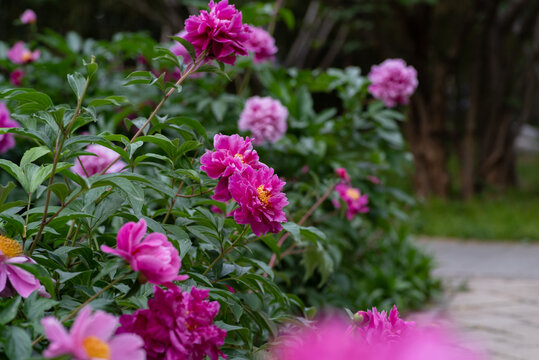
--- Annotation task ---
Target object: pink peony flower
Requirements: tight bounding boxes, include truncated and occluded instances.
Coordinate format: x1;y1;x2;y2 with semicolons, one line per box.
368;175;381;185
0;103;19;154
335;168;350;183
229;166;288;236
20;9;37;24
9;68;24;86
368;58;418;107
200;133;264;202
116;285;226;360
0;235;48;298
352;306;415;344
101;219;188;285
42;306;145;360
71;144;127;177
183;0;251;65
333;183;369;220
238;96;288;145
7;41;40;64
245;26;277;63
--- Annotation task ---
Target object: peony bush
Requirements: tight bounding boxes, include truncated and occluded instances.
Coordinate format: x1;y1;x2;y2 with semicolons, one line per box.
0;1;452;359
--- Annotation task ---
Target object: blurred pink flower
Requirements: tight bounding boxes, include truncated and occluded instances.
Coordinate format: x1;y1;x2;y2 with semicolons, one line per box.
184;0;251;65
9;68;24;86
229;166;288;236
117;285;226;360
42;306;145;360
246;26;277;63
101;219;188;285
368;59;418;107
7;41;40;64
0;235;48;298
238;96;288;145
333;183;369;220
335;168;350;183
352;306;415;344
0;103;19;154
200;133;263;201
20;9;37;24
368;175;381;185
71;144;126;177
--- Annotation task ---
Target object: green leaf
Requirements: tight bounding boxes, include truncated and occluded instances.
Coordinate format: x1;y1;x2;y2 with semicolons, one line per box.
20;146;51;168
0;159;28;192
9;91;53;113
67;72;87;100
0;296;21;325
170;36;196;62
195;64;231;80
4;327;32;360
83;56;98;77
88;96;129;107
0;182;15;207
23;291;58;322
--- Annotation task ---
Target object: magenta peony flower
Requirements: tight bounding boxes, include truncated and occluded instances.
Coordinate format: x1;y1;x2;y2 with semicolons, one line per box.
0;235;48;298
7;41;40;64
238;96;288;145
335;168;350;183
0;103;19;154
200;133;263;202
116;285;226;360
71;144;126;177
245;26;277;63
352;306;415;344
183;0;251;65
20;9;37;24
368;59;418;107
42;306;145;360
229;166;288;236
9;68;24;86
101;219;187;285
333;183;369;220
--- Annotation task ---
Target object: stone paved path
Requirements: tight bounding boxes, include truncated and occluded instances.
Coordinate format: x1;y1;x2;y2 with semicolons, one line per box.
414;237;539;360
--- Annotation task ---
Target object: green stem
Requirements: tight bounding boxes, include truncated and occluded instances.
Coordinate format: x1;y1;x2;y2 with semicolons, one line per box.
22;191;32;247
203;225;249;276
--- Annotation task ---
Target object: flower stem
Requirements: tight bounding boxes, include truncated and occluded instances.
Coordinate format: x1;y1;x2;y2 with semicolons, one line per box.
203;225;249;276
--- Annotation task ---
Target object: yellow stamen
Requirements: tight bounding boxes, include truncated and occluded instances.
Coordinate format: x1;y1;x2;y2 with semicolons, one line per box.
82;336;110;360
346;188;360;200
257;185;270;204
21;50;33;62
234;154;244;163
0;235;23;258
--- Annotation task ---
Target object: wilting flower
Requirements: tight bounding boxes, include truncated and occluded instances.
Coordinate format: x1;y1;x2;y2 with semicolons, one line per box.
238;96;288;145
101;219;188;285
229;166;288;236
368;59;418;107
245;26;277;63
333;183;369;220
117;286;226;360
335;168;350;183
7;41;40;64
42;306;145;360
200;134;263;202
0;235;48;298
184;0;251;65
0;103;19;154
9;68;24;86
352;306;415;344
20;9;37;24
71;144;126;177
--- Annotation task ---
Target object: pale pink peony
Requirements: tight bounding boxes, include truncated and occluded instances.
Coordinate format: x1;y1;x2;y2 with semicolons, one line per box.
42;306;145;360
0;103;19;154
183;0;251;65
245;26;277;63
368;59;418;107
101;219;188;285
116;285;226;360
71;144;126;177
20;9;37;24
229;166;288;236
200;133;263;201
352;306;415;344
7;41;40;64
238;96;288;145
333;183;369;220
9;68;24;86
0;235;48;298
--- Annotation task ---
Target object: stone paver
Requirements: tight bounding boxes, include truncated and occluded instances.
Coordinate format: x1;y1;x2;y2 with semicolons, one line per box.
414;237;539;360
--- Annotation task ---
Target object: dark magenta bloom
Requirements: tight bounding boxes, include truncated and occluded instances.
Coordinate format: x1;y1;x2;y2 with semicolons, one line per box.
183;0;251;65
353;306;415;344
200;134;263;202
117;286;226;360
229;166;288;236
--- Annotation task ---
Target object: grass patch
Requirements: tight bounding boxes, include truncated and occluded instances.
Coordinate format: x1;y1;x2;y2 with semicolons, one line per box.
414;154;539;241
